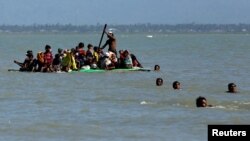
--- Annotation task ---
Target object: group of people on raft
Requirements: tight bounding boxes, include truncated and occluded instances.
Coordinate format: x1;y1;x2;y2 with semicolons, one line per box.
14;31;142;72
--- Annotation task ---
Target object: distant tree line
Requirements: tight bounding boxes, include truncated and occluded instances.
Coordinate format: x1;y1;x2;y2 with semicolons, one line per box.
0;23;250;33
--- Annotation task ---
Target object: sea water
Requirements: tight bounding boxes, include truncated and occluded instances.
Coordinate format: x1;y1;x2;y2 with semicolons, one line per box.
0;33;250;141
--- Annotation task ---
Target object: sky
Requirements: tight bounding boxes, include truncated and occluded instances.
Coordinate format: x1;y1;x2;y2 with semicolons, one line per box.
1;0;250;25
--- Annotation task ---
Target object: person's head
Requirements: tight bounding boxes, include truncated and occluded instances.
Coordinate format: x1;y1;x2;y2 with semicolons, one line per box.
87;44;93;49
119;50;124;55
97;47;102;53
124;50;129;57
196;96;208;107
154;65;160;71
55;54;60;59
26;50;33;58
156;78;163;86
58;48;63;54
37;51;44;62
45;45;51;52
26;50;32;55
37;51;43;57
173;81;181;90
94;46;98;52
107;31;114;37
78;42;84;48
71;48;76;54
75;46;79;51
110;53;116;60
227;83;237;93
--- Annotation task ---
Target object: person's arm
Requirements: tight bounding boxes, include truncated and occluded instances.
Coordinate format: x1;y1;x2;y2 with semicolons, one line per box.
101;40;108;49
14;60;24;67
106;32;116;40
207;104;213;107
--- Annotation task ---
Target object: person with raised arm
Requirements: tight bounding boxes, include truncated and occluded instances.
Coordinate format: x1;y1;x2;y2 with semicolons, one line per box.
101;31;117;56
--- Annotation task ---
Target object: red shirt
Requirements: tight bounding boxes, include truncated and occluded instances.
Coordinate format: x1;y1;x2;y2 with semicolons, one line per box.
44;52;53;65
78;48;86;56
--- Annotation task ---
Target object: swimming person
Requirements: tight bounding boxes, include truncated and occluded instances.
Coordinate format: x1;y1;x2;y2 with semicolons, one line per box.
154;65;160;71
227;83;238;93
196;96;212;107
172;81;181;90
156;78;163;86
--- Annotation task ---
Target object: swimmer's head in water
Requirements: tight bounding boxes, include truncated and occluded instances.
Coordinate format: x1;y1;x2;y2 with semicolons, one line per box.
196;96;207;107
156;78;163;86
173;81;181;89
227;83;237;93
154;65;160;71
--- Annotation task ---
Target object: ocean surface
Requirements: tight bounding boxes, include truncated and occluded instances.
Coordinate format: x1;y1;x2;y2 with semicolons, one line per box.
0;33;250;141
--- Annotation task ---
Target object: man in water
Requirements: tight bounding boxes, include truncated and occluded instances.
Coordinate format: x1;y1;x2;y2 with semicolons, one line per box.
156;78;163;86
227;83;238;93
154;65;160;71
196;96;212;107
101;31;117;56
172;81;181;90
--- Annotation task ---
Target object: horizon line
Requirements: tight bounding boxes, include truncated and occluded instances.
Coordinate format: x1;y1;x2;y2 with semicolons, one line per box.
1;23;250;26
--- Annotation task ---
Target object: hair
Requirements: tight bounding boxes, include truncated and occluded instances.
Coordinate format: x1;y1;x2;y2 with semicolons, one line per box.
172;81;180;89
58;48;63;53
55;54;60;59
26;50;33;54
154;65;160;71
130;54;136;60
228;83;236;89
87;44;93;49
108;32;114;36
26;50;33;57
71;48;75;53
45;45;51;50
196;96;207;107
94;46;98;52
156;78;163;86
78;42;84;48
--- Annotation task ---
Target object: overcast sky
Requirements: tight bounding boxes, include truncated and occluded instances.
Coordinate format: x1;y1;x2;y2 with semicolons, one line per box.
1;0;250;25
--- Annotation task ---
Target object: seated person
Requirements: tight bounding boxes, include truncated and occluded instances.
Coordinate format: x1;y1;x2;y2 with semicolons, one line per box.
43;45;54;72
14;50;36;72
53;54;62;72
119;50;133;68
100;52;115;70
36;51;44;72
85;44;94;66
61;49;77;72
130;54;143;68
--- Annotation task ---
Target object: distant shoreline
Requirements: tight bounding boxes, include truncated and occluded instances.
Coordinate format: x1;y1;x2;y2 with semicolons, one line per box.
0;24;250;33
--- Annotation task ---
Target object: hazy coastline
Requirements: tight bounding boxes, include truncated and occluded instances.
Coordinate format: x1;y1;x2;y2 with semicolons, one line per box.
1;23;250;34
